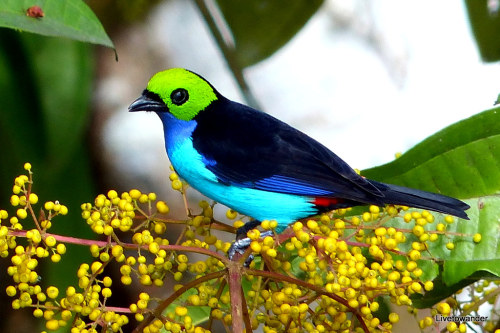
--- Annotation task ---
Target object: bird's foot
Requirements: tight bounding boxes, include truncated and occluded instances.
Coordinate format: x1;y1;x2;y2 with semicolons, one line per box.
228;230;274;267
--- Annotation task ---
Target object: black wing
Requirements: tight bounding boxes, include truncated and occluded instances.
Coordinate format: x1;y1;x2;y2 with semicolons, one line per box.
191;97;386;204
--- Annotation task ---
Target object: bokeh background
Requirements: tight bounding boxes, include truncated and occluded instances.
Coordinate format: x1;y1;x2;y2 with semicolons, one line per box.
0;0;499;331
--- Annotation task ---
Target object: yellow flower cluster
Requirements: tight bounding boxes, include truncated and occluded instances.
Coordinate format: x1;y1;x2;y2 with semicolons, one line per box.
0;164;497;333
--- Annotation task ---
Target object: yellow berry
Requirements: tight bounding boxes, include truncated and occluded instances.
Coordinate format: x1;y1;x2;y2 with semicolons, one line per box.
388;312;399;323
385;238;397;250
424;281;434;291
12;185;21;194
171;180;183;191
306;219;318;230
28;193;38;205
121;276;132;285
175;306;188;317
403;213;412;223
437;302;451;315
129;189;141;199
473;233;482;243
412;225;425;237
411;282;422;293
266;248;277;258
148;242;160;254
102;287;112;298
204;234;217;245
156;201;169;214
375;227;387;236
351;216;361;225
46;319;60;331
446;322;457;332
369;302;379;312
230;221;244;231
6;285;16;297
91;261;103;274
107;190;118;199
369;317;380;328
362;212;372;222
16;209;27;219
45;236;57;247
250;241;262;253
260;220;270;230
174;272;183;281
409;249;421;261
46;286;59;299
33;308;43;318
225;209;237;219
138;194;149;203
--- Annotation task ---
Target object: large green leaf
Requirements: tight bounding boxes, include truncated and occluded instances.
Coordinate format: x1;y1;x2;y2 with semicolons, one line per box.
375;196;500;307
216;0;324;67
0;0;113;48
353;106;500;307
464;0;500;62
0;30;96;332
22;34;94;174
440;197;500;285
362;106;500;198
387;198;499;279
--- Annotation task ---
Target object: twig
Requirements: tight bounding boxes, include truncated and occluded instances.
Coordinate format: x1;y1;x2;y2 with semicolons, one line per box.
192;0;260;109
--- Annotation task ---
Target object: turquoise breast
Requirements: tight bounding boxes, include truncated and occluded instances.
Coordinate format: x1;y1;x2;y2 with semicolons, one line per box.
158;112;318;231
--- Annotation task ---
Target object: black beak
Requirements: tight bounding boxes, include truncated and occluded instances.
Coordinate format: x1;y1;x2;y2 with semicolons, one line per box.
128;92;168;113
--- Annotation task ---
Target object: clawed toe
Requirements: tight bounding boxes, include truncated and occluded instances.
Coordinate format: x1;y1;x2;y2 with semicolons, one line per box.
228;230;274;267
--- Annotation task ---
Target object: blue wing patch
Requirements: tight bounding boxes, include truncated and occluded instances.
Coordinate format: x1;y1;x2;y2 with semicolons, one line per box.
201;155;217;167
254;175;334;196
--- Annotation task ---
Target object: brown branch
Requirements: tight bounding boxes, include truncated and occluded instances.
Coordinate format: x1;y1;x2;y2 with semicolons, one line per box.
227;261;246;332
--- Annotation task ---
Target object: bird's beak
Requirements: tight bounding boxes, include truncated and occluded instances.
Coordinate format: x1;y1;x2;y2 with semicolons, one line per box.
128;93;168;113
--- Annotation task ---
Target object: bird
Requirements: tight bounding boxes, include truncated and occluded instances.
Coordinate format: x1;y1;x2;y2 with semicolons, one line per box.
129;68;470;242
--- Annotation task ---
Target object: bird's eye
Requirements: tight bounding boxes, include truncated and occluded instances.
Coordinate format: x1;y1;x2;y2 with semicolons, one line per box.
170;88;189;105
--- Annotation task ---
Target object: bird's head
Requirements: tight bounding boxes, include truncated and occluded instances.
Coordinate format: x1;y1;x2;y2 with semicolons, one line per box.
129;68;218;121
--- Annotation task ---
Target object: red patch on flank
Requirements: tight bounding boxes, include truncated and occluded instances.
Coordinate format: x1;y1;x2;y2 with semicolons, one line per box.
314;197;341;207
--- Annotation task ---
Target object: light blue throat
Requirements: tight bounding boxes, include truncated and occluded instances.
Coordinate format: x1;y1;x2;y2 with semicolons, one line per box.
157;112;317;232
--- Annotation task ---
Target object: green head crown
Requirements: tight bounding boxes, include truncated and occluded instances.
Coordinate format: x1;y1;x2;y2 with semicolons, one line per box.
146;68;218;121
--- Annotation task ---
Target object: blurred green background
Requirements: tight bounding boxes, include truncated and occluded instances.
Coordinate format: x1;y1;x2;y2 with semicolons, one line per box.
1;0;499;332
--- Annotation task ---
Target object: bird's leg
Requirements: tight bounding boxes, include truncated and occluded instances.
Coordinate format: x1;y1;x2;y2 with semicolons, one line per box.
228;220;274;266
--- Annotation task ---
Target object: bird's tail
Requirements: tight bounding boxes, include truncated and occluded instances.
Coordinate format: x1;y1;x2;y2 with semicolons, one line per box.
370;180;470;219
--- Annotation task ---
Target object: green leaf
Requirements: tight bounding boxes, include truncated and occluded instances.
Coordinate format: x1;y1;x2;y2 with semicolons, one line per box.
381;198;500;279
356;203;498;308
439;197;500;285
216;0;324;67
464;0;500;62
0;0;113;48
0;29;97;301
359;105;500;300
163;288;212;325
21;33;94;173
371;196;499;307
362;106;500;198
411;270;485;309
